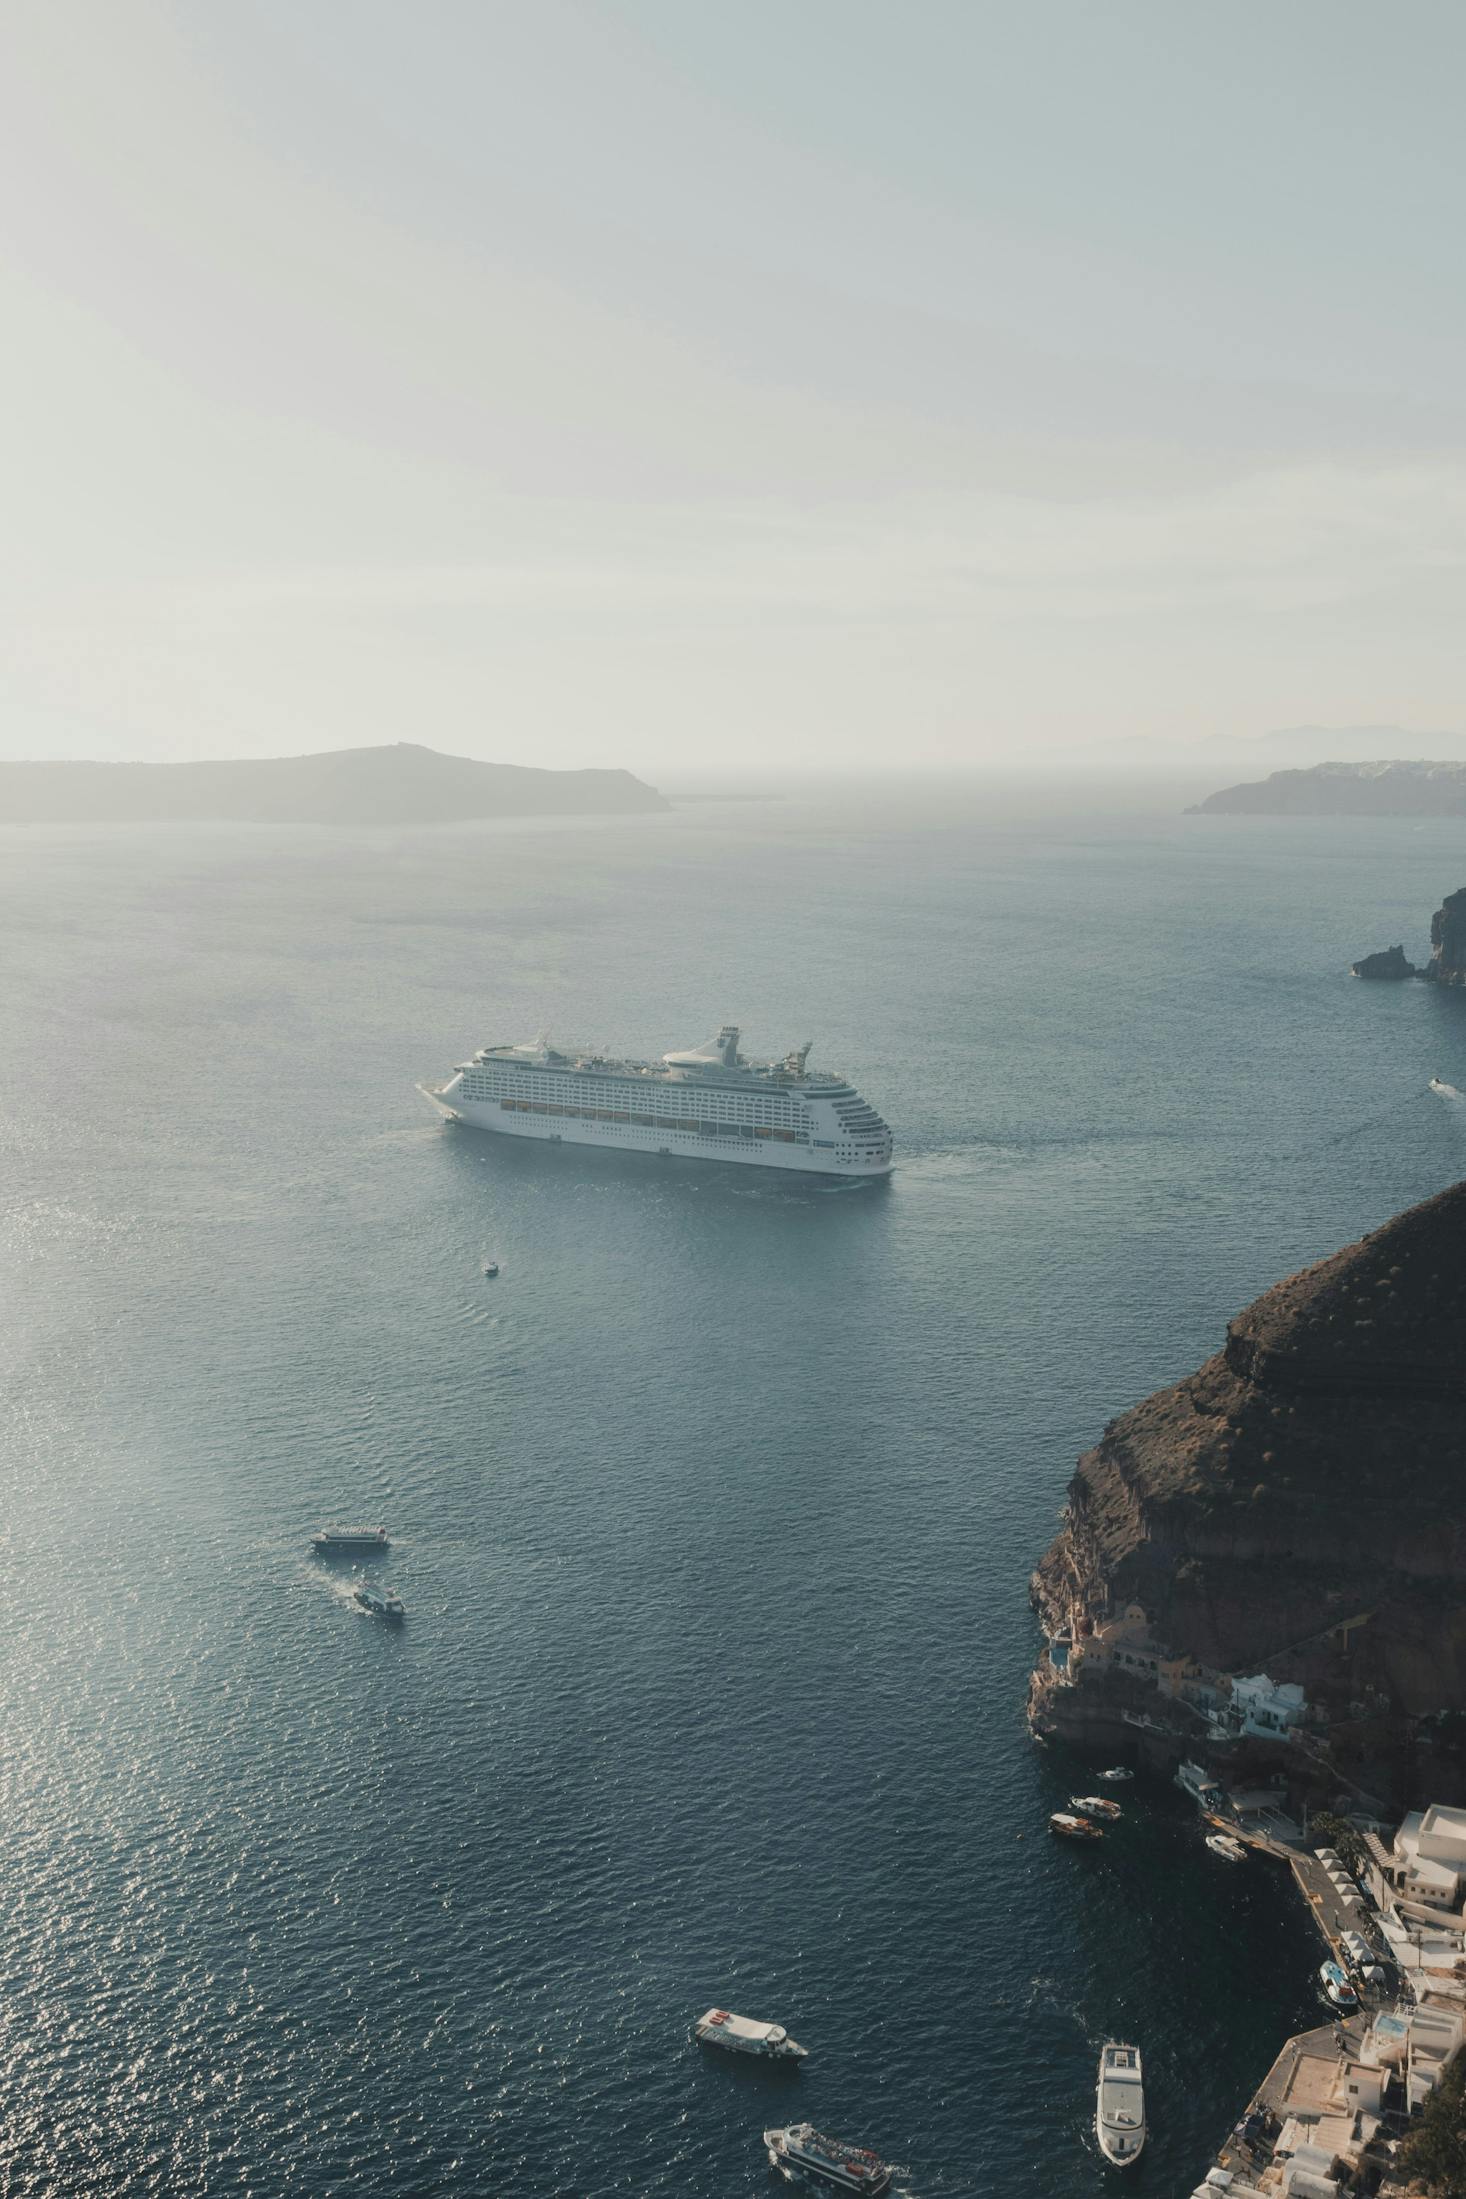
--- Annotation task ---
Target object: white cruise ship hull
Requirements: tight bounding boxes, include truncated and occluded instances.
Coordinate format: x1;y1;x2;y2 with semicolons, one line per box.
421;1086;892;1177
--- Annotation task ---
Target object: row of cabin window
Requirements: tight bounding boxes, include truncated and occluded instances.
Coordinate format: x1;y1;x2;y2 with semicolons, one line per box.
500;1099;803;1141
475;1077;795;1119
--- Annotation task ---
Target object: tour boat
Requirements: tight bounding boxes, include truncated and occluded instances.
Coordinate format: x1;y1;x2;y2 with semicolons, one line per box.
353;1580;405;1620
1095;2041;1146;2166
693;2008;806;2060
1070;1795;1123;1820
763;2124;891;2193
312;1525;389;1552
1050;1811;1103;1842
1205;1833;1247;1862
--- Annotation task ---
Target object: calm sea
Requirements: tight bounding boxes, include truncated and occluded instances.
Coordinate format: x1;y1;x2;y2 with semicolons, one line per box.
2;787;1463;2197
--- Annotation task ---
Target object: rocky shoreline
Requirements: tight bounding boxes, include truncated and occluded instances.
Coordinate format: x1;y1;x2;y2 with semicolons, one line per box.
1027;1180;1466;1813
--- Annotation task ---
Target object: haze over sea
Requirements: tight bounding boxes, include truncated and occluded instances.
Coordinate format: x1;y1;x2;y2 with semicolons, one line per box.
4;786;1465;2198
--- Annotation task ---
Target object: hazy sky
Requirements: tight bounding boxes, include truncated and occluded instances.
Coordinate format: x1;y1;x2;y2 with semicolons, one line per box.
3;1;1464;771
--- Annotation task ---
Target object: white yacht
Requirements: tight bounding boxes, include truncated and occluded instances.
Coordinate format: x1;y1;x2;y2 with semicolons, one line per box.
763;2124;891;2193
693;2008;807;2060
1206;1832;1247;1862
422;1026;893;1177
1095;2041;1146;2166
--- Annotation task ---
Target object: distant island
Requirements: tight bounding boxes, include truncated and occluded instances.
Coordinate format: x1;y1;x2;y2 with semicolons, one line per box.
1189;759;1466;817
0;742;669;825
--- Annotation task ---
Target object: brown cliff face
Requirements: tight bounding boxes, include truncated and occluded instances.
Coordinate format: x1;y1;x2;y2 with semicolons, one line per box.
1426;887;1466;985
1032;1181;1466;1729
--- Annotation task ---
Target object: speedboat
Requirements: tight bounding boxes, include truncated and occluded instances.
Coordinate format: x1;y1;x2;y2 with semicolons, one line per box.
353;1580;405;1620
482;1259;500;1277
1095;2040;1146;2166
1071;1795;1123;1820
763;2124;891;2193
1206;1833;1247;1862
1319;1960;1358;2011
1098;1767;1133;1783
312;1525;389;1552
693;2008;806;2059
1050;1812;1103;1842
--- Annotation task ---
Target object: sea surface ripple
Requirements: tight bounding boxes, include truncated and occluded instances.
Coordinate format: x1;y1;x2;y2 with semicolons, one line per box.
1;791;1463;2194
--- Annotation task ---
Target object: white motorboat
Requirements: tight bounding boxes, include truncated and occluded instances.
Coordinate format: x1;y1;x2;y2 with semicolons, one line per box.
1098;1767;1133;1783
693;2007;806;2060
1205;1833;1247;1862
1095;2040;1146;2166
764;2124;891;2193
1071;1794;1123;1820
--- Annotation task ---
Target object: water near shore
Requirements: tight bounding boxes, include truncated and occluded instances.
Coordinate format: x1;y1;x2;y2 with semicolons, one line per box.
2;789;1463;2196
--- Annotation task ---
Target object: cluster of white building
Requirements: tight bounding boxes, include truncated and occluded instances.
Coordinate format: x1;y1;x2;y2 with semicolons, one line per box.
1364;1803;1466;2000
1189;2000;1463;2199
1185;1802;1466;2199
1051;1602;1308;1739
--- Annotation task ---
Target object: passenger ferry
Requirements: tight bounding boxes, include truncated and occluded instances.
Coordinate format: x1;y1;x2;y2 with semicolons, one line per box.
312;1526;389;1552
763;2124;891;2193
693;2008;807;2059
422;1025;893;1177
1095;2041;1146;2166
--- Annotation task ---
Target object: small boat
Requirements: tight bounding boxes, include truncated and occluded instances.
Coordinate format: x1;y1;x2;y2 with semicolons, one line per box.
1206;1833;1247;1862
1050;1812;1103;1842
1095;2040;1146;2166
353;1580;405;1620
763;2123;891;2193
1071;1795;1123;1820
1098;1767;1133;1783
312;1525;389;1552
693;2007;807;2059
482;1260;500;1277
1319;1960;1358;2011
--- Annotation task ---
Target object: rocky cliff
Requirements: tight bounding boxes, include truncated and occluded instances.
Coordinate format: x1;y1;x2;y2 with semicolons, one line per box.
1030;1182;1466;1794
1425;887;1466;986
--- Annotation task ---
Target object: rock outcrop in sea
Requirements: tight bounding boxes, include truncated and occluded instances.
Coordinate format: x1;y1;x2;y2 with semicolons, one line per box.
1424;886;1466;986
1029;1181;1466;1804
1350;945;1417;980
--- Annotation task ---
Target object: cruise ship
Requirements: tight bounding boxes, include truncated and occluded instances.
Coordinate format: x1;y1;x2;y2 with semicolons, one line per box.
422;1026;893;1177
